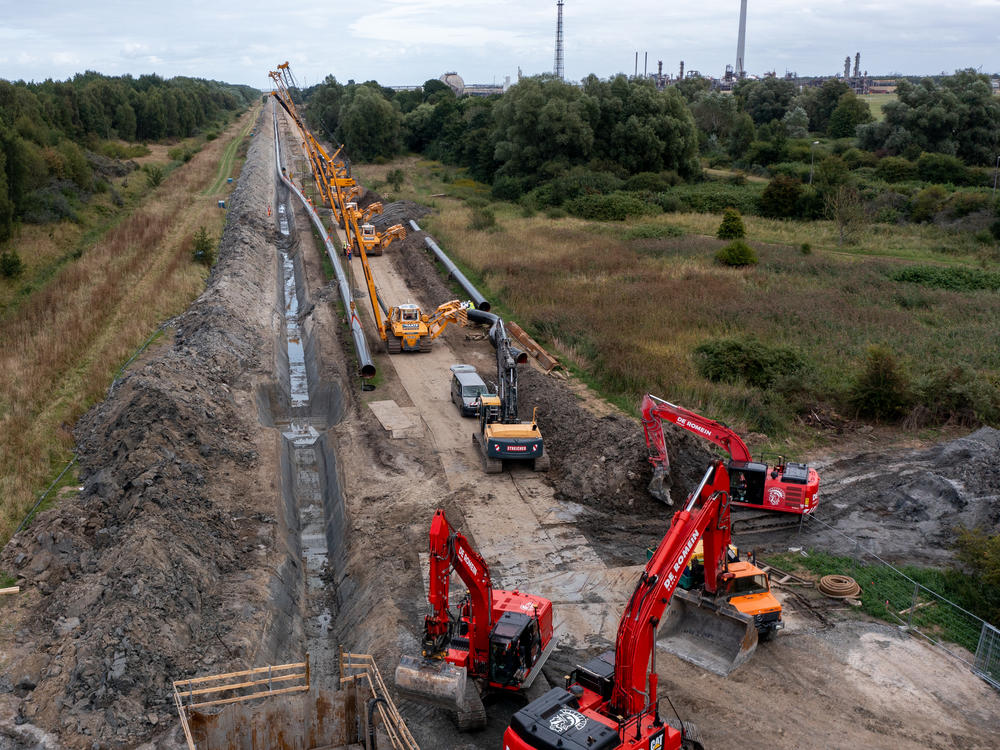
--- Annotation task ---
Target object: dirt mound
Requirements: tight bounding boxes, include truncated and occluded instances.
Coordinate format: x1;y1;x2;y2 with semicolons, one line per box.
0;125;282;747
800;427;1000;564
369;201;430;232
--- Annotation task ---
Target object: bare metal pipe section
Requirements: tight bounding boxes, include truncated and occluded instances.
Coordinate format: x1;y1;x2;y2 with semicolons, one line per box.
409;220;491;311
272;106;375;378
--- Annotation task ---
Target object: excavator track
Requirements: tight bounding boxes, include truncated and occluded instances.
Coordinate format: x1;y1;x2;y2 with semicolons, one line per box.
386;337;402;354
454;681;487;731
731;509;807;535
419;336;433;353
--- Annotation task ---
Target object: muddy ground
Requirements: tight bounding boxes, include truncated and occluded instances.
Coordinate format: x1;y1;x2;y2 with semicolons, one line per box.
1;106;998;750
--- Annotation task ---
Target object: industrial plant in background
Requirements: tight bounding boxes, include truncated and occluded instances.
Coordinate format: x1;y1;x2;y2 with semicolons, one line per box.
438;1;886;98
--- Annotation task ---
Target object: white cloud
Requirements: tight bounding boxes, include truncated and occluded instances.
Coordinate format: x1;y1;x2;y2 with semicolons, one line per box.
1;0;998;85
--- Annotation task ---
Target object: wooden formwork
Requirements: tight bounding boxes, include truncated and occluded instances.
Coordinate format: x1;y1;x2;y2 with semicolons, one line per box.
172;657;310;750
339;648;420;750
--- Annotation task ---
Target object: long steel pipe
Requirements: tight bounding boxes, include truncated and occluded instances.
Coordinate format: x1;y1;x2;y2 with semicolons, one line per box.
272;106;376;378
409;220;491;311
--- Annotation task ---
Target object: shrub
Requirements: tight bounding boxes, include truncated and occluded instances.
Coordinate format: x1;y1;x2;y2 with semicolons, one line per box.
909;185;948;222
875;156;917;183
848;345;911;421
911;365;1000;426
655;193;683;213
492;175;525;201
841;147;878;169
693;338;805;389
759;175;804;218
386;168;405;191
715;239;758;266
800;242;812;254
943;191;991;219
624;171;682;192
669;182;764;215
916;152;968;185
0;250;24;278
716;207;746;239
469;206;497;231
144;165;164;188
566;192;651;221
889;265;1000;292
192;226;216;266
624;224;685;240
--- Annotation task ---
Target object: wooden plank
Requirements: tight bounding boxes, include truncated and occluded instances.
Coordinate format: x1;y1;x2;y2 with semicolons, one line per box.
182;684;308;710
172;660;306;688
0;586;20;595
174;670;305;698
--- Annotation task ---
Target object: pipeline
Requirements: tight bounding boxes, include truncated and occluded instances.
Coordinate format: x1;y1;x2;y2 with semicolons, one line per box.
273;106;375;378
410;220;490;311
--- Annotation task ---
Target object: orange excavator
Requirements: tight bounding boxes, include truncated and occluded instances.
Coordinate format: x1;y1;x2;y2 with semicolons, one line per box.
395;510;555;730
641;393;819;514
504;461;772;750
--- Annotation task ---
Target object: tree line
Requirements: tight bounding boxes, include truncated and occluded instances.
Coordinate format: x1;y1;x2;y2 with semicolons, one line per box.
0;72;258;241
301;69;1000;229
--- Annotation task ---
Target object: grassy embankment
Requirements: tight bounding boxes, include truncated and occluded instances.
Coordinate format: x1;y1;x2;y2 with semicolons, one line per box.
0;105;259;543
356;157;999;453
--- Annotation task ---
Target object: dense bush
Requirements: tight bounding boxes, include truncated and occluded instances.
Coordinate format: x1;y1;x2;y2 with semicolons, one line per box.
759;175;804;218
889;265;1000;291
693;338;804;389
469;205;497;230
715;239;758;266
916;152;968;185
0;249;24;278
192;226;215;266
624;223;685;239
911;365;1000;426
565;192;653;221
716;207;746;239
848;345;911;421
910;185;948;222
624;171;682;192
875;156;918;183
668;181;764;215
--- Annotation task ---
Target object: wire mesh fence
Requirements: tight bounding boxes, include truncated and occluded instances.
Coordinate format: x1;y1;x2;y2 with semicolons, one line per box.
800;514;996;688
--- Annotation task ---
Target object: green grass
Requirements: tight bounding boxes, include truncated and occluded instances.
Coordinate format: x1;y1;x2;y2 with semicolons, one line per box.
767;550;989;651
350;156;1000;451
860;93;898;123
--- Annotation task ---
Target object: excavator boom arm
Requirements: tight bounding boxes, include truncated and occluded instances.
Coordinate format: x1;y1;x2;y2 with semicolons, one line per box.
641;394;753;468
426;510;494;674
611;461;732;717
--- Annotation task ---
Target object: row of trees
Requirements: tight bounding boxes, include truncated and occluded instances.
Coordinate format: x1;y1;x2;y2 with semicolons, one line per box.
0;73;258;241
302;69;1000;189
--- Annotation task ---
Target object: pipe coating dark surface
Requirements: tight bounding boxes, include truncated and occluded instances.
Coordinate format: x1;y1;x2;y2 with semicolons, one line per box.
410;220;491;311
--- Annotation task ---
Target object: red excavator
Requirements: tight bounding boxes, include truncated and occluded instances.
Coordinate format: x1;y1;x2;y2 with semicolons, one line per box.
641;393;819;514
395;509;554;730
504;461;762;750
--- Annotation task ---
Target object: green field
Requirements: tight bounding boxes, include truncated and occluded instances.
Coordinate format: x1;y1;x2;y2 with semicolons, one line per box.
861;93;897;122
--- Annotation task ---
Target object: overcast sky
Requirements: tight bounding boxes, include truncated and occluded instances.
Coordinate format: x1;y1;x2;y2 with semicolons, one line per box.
2;1;998;89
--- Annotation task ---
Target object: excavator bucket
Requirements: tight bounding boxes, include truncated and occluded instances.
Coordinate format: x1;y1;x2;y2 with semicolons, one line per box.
648;465;672;505
657;589;758;676
394;655;466;710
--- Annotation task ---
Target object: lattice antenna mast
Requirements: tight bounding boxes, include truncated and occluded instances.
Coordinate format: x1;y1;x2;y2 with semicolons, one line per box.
554;0;565;80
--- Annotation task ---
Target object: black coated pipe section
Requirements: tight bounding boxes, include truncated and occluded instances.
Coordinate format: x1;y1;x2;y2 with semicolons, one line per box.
466;309;527;365
366;697;389;750
273;105;376;378
409;219;491;311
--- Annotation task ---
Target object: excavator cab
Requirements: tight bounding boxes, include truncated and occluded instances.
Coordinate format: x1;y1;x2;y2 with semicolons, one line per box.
728;461;768;506
361;222;376;244
488;611;542;687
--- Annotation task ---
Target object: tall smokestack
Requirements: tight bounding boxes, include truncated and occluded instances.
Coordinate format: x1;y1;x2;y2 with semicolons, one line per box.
853;52;860;78
554;0;565;79
736;0;748;77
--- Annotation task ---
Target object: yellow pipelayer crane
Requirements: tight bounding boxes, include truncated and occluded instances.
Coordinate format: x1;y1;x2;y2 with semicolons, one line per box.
343;202;407;257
